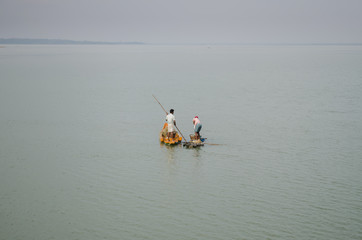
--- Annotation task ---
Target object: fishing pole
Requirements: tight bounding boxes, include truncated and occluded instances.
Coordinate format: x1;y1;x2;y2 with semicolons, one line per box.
152;94;188;143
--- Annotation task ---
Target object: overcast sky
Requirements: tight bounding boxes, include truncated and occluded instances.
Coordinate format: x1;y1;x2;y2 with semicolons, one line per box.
1;0;361;44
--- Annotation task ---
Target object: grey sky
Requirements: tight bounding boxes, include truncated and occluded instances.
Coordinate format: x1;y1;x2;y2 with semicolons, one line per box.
1;0;361;44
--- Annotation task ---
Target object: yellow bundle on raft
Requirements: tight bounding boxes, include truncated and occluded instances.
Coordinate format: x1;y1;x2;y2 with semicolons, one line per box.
159;123;182;145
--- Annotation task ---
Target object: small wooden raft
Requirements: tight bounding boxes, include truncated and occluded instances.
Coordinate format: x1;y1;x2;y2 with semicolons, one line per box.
183;134;205;148
183;141;204;148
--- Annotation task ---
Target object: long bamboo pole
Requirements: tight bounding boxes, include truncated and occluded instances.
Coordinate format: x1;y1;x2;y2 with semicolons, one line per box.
152;95;188;142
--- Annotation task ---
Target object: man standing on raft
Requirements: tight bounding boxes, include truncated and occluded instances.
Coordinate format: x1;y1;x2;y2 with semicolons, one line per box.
193;116;202;140
166;109;176;139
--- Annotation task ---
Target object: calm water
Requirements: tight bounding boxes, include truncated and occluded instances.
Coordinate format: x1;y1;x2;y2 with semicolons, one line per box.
1;45;362;240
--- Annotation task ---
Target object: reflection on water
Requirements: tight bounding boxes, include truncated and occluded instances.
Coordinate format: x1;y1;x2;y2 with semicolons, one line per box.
160;142;204;182
160;142;203;163
159;142;179;163
191;147;202;159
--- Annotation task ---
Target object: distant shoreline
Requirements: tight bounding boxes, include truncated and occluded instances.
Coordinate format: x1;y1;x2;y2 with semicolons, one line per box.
0;38;144;45
0;38;361;46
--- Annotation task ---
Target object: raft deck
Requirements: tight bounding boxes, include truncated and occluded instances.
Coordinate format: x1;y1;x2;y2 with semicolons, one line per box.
183;141;204;148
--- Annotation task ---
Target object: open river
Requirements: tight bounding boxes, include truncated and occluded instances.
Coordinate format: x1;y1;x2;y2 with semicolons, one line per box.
1;44;362;240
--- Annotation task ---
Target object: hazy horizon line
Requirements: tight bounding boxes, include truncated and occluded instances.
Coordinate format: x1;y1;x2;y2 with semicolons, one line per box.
1;38;362;46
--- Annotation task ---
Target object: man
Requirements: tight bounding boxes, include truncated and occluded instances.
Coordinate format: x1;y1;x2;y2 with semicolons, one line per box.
166;109;176;138
193;116;202;140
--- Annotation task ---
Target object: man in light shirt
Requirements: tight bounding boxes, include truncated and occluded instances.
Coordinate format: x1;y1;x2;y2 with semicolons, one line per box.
166;109;176;138
192;116;202;140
